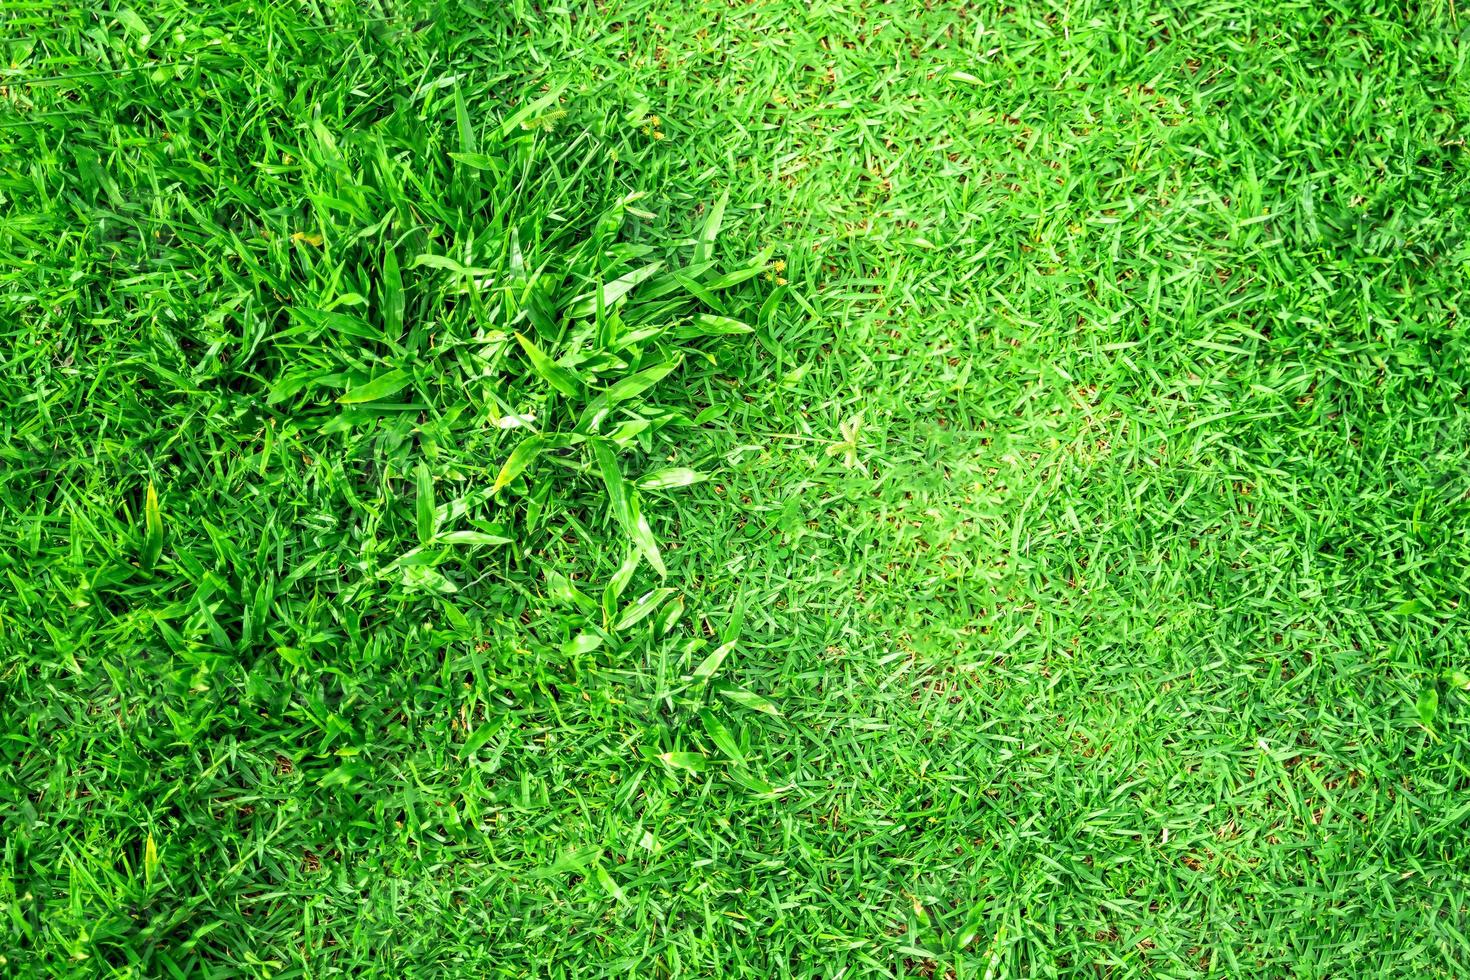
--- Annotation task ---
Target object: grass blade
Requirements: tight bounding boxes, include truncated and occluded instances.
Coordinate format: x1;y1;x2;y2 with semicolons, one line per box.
566;261;663;317
140;481;163;571
415;462;436;545
656;752;709;773
438;530;512;546
638;467;708;490
339;369;411;404
692;641;735;682
515;332;581;398
699;708;744;765
718;686;781;717
613;587;676;631
672;313;754;339
546;569;599;613
694;189;728;265
593;440;665;576
492;436;546;494
382;247;404;336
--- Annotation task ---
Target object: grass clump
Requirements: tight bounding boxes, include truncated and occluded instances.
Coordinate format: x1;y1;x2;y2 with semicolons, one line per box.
3;3;772;974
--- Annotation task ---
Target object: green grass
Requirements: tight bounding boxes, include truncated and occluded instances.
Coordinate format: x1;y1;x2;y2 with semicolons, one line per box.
5;1;1470;976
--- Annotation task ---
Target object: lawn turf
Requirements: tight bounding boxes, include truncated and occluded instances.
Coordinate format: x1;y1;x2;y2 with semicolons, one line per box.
4;1;1470;977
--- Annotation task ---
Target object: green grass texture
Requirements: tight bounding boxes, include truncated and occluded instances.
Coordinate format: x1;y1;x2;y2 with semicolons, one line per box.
4;1;1470;976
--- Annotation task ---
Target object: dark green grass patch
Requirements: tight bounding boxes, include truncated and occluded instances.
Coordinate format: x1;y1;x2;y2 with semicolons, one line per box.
2;3;778;974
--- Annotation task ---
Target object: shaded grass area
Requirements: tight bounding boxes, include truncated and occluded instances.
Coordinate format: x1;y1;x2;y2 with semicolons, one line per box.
3;2;775;974
5;1;1470;976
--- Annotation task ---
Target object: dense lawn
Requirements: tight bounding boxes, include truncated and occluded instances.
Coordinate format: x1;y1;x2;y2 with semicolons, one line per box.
4;1;1470;976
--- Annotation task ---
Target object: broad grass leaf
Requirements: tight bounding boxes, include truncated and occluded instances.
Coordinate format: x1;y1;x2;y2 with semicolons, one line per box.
438;530;512;546
339;369;411;404
143;833;159;886
602;548;641;622
614;588;676;631
719;686;781;717
725;769;779;796
656;595;685;635
493;435;546;493
699;708;744;765
703;246;773;289
672;313;753;339
448;151;500;171
1418;685;1439;728
722;594;746;644
564;633;604;656
410;253;477;275
381;247;404;335
497;83;567;137
140;481;163;571
594;440;632;523
515;332;581;398
530;845;601;878
593;440;665;575
657;751;709;773
601;359;678;406
293;308;382;343
692;641;735;682
638;467;707;490
116;8;149;36
594;863;627;903
566;261;663;317
319;763;368;789
462;715;507;757
401;565;457;593
693;189;728;265
415;462;435;545
629;495;665;576
546;569;598;613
